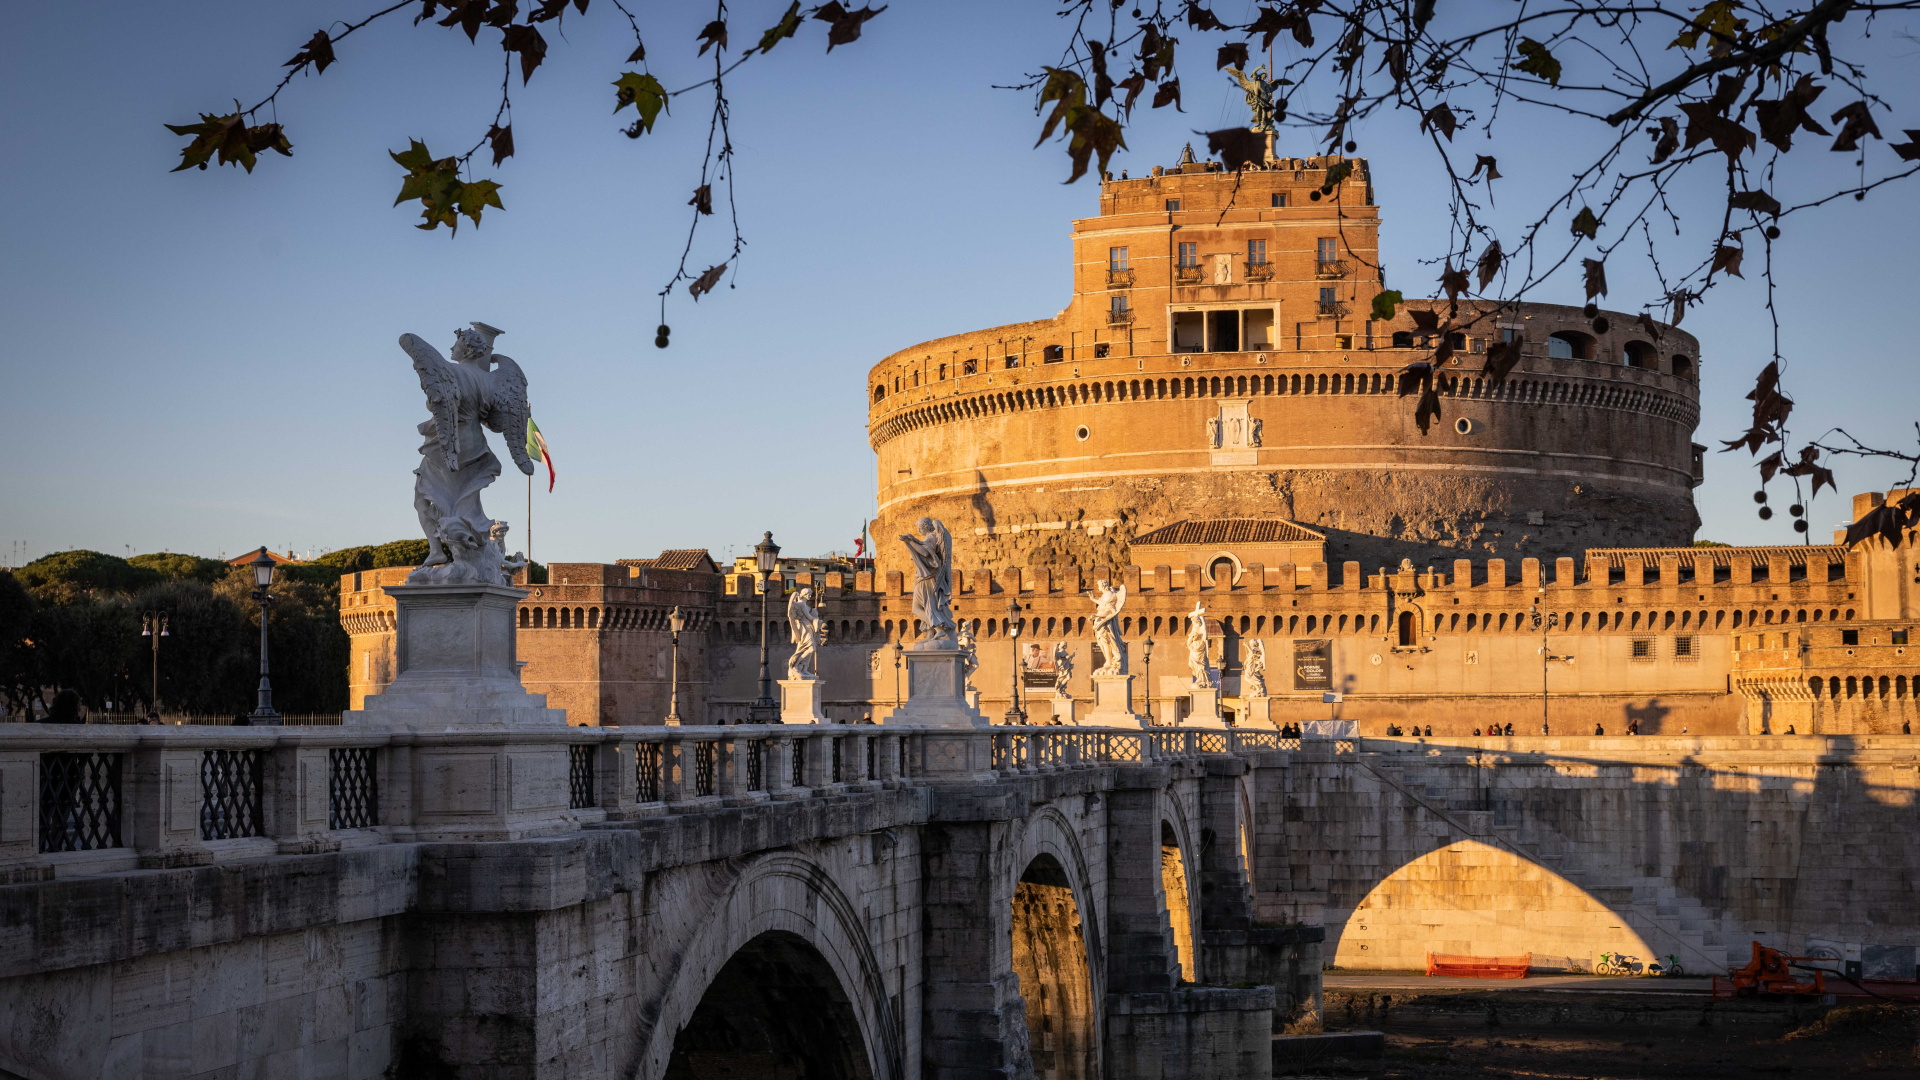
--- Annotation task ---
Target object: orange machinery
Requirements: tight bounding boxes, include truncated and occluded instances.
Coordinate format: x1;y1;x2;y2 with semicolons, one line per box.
1714;941;1920;1000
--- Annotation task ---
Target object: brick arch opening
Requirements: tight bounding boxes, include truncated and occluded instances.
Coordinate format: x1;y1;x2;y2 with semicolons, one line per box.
664;929;875;1080
1011;854;1097;1080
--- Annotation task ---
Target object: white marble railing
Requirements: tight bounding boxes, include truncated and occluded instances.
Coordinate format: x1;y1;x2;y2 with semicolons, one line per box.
0;724;1296;876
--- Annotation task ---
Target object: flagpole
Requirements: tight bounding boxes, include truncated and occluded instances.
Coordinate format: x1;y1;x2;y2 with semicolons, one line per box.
527;471;533;569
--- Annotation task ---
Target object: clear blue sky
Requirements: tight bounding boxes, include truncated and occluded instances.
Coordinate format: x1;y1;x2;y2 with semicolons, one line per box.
4;2;1917;567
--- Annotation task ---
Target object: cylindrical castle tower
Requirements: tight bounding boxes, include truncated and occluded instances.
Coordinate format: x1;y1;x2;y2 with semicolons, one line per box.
867;151;1702;571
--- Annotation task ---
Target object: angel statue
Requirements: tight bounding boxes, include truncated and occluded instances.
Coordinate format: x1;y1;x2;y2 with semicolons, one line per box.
1243;638;1268;698
787;586;823;680
956;623;980;689
1052;642;1074;698
400;322;535;586
1186;601;1216;689
898;517;957;649
1090;579;1128;675
1225;64;1278;133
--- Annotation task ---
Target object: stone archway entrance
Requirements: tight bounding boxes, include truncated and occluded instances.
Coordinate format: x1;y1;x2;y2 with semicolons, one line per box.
1011;855;1096;1080
665;930;876;1080
1160;821;1195;982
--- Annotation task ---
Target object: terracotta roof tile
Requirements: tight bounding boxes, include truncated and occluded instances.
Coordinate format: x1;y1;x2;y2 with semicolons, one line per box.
1131;519;1325;546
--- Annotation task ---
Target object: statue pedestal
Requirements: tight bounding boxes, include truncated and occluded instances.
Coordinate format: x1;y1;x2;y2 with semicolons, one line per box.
346;583;574;843
347;584;565;727
881;649;989;729
778;678;826;725
1050;695;1080;726
1240;696;1277;729
1085;673;1144;727
1186;687;1227;728
965;688;982;711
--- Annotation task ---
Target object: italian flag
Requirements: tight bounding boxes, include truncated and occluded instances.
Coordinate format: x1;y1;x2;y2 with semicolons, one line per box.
526;419;555;492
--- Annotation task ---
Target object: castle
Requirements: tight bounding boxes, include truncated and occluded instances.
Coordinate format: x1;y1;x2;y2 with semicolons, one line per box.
341;146;1920;736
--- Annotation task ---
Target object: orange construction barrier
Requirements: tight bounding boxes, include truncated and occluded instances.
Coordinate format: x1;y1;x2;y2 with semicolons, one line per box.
1426;953;1530;979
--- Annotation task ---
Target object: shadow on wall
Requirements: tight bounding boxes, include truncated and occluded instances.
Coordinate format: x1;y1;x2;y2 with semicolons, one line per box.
971;470;997;533
1332;839;1655;972
1623;697;1672;734
664;930;874;1080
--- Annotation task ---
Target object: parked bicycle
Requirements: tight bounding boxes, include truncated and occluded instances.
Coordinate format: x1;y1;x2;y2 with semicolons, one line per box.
1595;952;1644;976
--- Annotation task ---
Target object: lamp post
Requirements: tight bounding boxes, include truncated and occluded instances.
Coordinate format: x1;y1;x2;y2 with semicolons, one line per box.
140;610;169;714
1142;636;1155;724
1004;600;1027;725
892;640;904;708
749;532;780;723
246;548;282;725
664;605;685;726
1529;593;1572;735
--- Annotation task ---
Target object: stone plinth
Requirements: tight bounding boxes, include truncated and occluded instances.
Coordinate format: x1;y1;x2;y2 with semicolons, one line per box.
1050;695;1080;726
347;584;565;727
1187;687;1227;728
1086;673;1144;727
1239;696;1277;729
779;678;827;724
882;649;989;729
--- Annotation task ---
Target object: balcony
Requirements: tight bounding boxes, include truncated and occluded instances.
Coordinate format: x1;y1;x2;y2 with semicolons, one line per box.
1107;308;1135;327
1106;267;1135;288
1315;259;1350;279
1242;261;1274;282
1174;263;1204;285
1317;300;1349;318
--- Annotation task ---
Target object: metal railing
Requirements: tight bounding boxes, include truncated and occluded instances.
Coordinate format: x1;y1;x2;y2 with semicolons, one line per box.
1243;261;1274;281
1106;267;1134;288
1107;308;1135;326
1174;263;1204;284
1315;259;1350;278
568;744;597;810
201;749;264;840
38;752;121;852
329;748;378;829
1317;300;1349;317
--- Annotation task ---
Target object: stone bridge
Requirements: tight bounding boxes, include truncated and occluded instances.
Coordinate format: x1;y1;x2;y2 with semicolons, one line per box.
3;723;1916;1080
0;724;1319;1080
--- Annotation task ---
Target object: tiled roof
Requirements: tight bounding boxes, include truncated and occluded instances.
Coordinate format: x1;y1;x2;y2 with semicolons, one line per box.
617;549;719;573
1586;545;1845;567
1131;519;1325;546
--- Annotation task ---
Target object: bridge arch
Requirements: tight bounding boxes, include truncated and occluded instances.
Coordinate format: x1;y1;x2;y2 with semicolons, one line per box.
1012;853;1098;1080
662;930;874;1080
637;852;901;1080
1331;838;1656;972
1156;794;1203;983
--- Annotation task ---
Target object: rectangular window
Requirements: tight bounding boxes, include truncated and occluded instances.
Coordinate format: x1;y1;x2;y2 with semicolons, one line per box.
1674;635;1695;658
1093;343;1111;358
1319;286;1337;306
1109;296;1129;315
1108;246;1130;271
1177;242;1199;267
1246;239;1268;265
1004;355;1019;369
1271;192;1288;208
1842;629;1860;645
1317;237;1338;262
1893;629;1910;645
1165;198;1182;212
962;359;978;376
1630;638;1655;660
938;363;948;380
1172;311;1205;352
1243;308;1274;349
1042;345;1064;363
1335;334;1353;350
1501;327;1521;343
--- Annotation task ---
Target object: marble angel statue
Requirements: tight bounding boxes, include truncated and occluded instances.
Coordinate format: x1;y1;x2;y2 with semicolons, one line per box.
787;587;823;680
898;517;957;649
1243;638;1267;698
1186;601;1215;689
1052;642;1074;698
1225;64;1278;133
1090;579;1128;675
956;623;980;689
400;322;534;586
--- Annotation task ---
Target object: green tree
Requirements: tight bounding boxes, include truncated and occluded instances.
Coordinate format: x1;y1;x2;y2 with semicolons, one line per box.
14;550;161;597
0;572;36;717
128;552;230;584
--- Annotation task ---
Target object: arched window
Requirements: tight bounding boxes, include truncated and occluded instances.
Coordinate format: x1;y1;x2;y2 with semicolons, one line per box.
1391;330;1414;348
1622;340;1658;368
1547;331;1594;360
1397;610;1417;647
1671;354;1694;379
1209;557;1235;586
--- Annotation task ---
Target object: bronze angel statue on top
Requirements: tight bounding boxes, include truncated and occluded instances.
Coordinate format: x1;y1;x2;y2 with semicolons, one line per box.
399;322;534;587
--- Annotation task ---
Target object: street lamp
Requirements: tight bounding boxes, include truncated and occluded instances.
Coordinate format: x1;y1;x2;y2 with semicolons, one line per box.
1529;592;1572;735
892;640;905;708
1142;636;1155;724
664;605;685;726
246;547;282;725
749;532;780;723
140;610;169;715
1004;600;1027;725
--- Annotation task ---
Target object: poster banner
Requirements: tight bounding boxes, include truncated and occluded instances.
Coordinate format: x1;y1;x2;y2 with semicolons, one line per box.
1292;639;1332;691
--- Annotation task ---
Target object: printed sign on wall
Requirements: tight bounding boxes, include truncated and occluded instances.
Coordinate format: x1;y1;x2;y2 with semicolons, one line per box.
1293;639;1332;691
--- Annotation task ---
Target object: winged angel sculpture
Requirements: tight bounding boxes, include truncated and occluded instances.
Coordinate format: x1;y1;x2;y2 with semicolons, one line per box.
400;323;533;586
